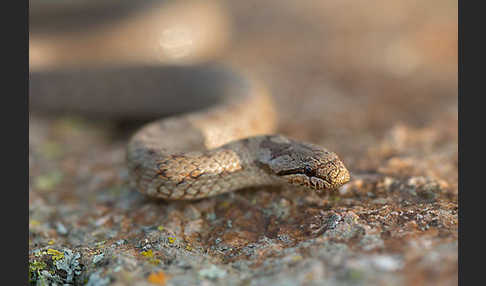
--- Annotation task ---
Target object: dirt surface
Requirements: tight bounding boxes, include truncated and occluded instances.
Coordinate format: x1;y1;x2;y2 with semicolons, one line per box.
29;0;457;285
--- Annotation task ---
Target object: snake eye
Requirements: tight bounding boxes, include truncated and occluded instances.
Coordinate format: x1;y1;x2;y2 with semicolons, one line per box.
304;165;315;177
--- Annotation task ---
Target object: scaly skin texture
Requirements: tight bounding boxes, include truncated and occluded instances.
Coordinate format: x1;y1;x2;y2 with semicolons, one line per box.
125;69;350;200
30;64;350;200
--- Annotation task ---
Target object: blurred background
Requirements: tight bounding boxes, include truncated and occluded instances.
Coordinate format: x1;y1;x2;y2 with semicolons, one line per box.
29;0;457;285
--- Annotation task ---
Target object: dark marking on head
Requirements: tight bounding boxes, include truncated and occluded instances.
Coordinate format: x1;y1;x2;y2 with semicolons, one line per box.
241;137;251;147
260;137;295;160
258;135;350;190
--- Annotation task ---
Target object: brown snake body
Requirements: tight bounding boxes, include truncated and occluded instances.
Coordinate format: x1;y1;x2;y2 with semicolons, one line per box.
30;64;350;200
29;1;350;200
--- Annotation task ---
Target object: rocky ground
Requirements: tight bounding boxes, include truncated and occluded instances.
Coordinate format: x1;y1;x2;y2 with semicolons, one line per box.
29;0;457;285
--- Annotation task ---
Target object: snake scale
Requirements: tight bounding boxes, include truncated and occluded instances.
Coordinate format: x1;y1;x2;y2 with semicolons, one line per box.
30;64;350;200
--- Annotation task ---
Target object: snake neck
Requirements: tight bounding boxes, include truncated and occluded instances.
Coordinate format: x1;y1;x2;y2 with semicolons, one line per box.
127;134;283;200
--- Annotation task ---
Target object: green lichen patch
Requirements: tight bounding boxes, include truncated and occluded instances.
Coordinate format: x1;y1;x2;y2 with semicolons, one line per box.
141;249;154;258
29;248;83;285
29;260;48;283
47;249;64;261
140;249;161;265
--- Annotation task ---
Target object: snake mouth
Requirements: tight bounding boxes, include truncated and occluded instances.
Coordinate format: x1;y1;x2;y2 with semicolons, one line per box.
281;174;332;190
278;172;336;191
277;162;350;191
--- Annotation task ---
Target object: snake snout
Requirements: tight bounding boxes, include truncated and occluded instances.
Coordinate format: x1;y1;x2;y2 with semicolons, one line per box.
321;159;350;189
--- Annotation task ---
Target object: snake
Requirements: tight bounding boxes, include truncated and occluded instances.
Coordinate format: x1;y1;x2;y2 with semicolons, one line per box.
30;64;350;200
29;0;350;200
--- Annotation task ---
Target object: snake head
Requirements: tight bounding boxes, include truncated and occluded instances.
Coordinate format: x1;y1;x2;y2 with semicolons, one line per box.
258;135;350;191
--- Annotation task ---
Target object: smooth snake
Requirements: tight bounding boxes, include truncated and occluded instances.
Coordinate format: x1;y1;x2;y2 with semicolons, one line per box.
29;1;350;200
30;64;350;200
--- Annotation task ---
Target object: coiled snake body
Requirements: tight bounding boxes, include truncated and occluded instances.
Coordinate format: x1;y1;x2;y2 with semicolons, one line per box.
30;64;350;200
